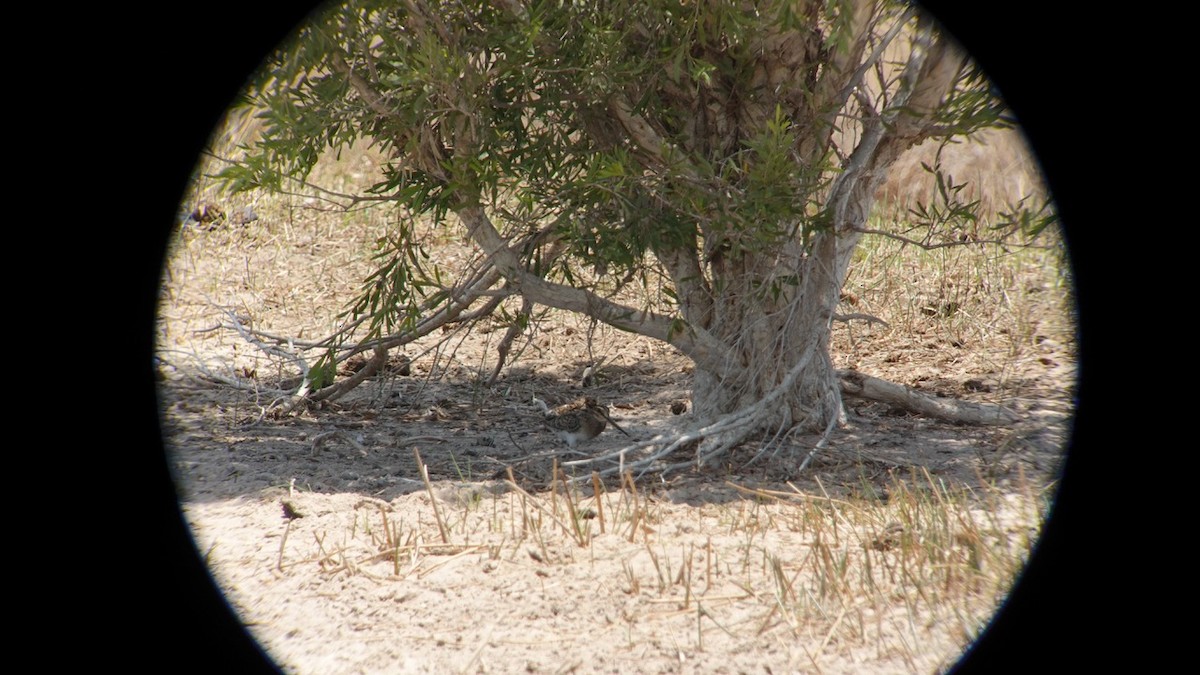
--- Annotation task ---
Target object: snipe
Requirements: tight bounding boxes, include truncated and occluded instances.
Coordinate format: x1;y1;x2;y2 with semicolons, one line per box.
534;396;630;449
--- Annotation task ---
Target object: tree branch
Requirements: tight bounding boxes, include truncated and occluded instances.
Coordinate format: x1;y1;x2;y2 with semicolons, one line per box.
822;17;968;289
312;345;388;402
203;151;397;210
830;6;917;116
457;204;732;378
608;96;702;181
328;49;396;120
811;0;880;118
328;46;449;181
850;226;1046;251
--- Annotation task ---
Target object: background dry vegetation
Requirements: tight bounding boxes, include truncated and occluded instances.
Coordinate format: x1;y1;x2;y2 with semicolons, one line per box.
157;106;1074;673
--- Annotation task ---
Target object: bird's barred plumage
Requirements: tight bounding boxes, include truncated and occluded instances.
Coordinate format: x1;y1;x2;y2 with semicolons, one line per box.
534;396;630;449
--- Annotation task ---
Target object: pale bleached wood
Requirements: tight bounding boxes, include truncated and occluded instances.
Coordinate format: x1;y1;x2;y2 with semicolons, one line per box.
838;369;1019;426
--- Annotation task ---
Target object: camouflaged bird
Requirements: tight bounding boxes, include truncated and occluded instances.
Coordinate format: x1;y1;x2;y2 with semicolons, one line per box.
534;396;630;449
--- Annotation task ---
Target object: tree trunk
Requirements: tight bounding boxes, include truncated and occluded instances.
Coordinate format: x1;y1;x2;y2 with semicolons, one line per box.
666;221;852;436
644;13;968;443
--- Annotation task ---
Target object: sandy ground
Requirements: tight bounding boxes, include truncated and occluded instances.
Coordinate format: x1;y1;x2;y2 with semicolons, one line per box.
161;345;1068;673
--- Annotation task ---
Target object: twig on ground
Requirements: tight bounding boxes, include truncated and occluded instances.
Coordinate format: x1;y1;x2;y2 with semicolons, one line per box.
221;307;313;376
487;295;533;386
796;411;841;473
415;448;450;544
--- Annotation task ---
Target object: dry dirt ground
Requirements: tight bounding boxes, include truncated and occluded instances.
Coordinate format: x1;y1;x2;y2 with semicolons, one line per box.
156;134;1074;674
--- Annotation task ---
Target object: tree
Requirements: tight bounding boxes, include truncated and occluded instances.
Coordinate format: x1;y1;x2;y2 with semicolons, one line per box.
216;0;1054;473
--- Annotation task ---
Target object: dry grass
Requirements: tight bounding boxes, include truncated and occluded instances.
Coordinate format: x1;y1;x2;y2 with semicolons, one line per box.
187;464;1050;673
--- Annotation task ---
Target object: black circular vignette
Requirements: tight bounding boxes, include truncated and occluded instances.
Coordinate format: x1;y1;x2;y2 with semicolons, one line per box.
918;2;1123;672
130;1;1126;672
135;3;323;673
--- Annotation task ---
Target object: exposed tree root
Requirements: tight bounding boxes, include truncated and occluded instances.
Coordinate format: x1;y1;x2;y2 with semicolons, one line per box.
544;368;1019;481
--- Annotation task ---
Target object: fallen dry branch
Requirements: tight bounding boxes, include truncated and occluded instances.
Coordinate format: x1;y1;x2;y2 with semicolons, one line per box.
838;368;1019;425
